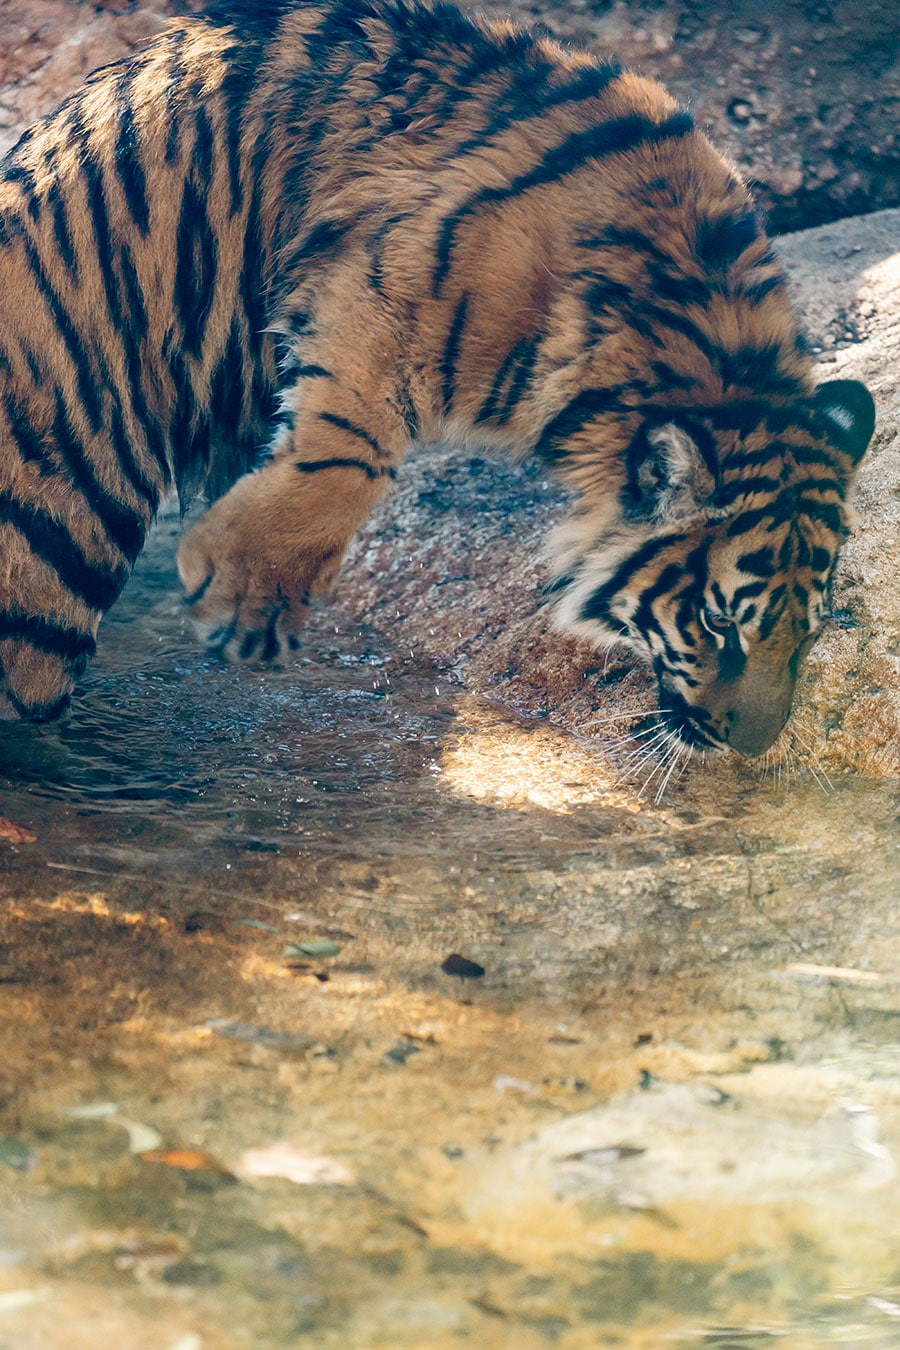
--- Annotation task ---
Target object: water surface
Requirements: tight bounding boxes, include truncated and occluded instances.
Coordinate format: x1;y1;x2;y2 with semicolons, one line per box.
0;517;899;1348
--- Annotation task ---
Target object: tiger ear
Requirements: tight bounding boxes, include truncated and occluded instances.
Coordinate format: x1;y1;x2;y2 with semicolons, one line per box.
814;379;876;466
626;421;716;522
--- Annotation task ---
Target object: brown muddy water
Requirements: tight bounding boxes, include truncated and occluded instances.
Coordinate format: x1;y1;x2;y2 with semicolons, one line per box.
0;513;899;1349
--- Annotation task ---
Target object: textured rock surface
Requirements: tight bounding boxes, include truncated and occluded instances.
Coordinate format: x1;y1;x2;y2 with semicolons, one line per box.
336;210;900;777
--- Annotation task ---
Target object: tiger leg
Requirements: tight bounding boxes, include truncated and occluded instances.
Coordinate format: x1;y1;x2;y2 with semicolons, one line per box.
177;358;412;663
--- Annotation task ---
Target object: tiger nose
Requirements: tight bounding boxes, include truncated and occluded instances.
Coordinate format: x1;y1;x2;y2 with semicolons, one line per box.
726;682;794;757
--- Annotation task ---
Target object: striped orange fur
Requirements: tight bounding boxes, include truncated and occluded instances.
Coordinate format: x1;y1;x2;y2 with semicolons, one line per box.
0;0;874;753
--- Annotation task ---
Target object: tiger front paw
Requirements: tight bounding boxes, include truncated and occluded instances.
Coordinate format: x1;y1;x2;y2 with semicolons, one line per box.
176;477;343;663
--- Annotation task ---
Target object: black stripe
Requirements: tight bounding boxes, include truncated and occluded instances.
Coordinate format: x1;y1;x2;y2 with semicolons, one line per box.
166;346;195;487
631;562;686;638
295;457;395;480
21;345;43;386
1;685;73;723
535;386;627;462
789;475;841;497
758;585;787;640
717;475;781;505
317;412;386;459
476;339;527;425
284;219;354;275
726;505;783;537
219;48;255;216
203;0;292;39
718;343;796;394
239;140;268;342
795;499;843;532
47;179;78;276
174;179;218;360
118;243;148;345
21;236;102;432
51;392;146;564
78;128;125;332
4;394;56;476
113;68;151;236
695;209;761;272
115;247;170;490
641;303;720;370
183;575;212;607
730;579;768;604
498;337;540;423
367;212;409;294
5;164;41;223
744;275;783;303
432;110;693;296
580;533;688;624
0;491;126;611
440;294;469;416
0;610;96;661
107;397;161;512
210;320;248;437
192;104;215;184
164;29;188;164
290;363;334;380
479;334;541;427
450;60;621;159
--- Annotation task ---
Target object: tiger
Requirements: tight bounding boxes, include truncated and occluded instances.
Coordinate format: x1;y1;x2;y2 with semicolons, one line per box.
0;0;875;757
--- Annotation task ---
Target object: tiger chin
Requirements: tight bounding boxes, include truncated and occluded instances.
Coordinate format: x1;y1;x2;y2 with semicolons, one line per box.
0;0;875;758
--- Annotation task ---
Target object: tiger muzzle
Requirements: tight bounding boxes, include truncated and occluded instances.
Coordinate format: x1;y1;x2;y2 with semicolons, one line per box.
723;674;796;758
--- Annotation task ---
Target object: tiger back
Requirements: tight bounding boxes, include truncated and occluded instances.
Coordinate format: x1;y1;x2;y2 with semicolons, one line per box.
0;0;875;754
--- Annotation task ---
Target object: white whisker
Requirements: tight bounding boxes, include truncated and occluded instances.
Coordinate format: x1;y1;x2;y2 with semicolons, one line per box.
654;738;689;803
635;730;681;800
790;725;834;795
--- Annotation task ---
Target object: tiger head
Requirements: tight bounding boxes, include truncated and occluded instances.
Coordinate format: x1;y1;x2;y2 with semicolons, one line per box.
550;379;876;757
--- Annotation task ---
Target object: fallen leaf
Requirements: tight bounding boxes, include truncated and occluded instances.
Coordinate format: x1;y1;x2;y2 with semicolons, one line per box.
236;1141;356;1186
0;818;36;845
63;1102;118;1120
118;1118;163;1154
140;1149;231;1175
493;1075;537;1095
283;940;341;959
783;962;882;983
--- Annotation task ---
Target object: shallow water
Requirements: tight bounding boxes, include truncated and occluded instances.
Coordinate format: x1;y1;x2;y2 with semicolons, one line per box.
0;516;899;1348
